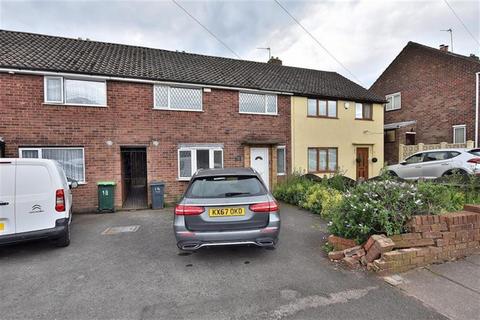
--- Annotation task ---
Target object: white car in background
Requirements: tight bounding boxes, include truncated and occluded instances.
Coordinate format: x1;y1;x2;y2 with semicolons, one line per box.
0;158;77;247
386;149;480;180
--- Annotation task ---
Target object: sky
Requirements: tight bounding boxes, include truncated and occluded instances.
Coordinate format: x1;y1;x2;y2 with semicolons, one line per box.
0;0;479;87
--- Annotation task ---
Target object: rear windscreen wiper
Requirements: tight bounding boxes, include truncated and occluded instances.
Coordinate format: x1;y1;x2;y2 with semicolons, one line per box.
225;192;251;197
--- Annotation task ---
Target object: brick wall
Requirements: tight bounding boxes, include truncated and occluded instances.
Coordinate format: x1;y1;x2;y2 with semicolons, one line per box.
0;73;291;212
370;43;480;164
369;205;480;275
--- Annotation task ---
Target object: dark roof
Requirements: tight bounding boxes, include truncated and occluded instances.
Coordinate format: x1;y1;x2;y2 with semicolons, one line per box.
194;168;257;178
0;30;385;103
371;41;480;89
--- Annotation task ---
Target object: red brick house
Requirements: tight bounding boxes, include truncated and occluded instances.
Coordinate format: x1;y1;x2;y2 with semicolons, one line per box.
370;42;480;165
0;30;383;212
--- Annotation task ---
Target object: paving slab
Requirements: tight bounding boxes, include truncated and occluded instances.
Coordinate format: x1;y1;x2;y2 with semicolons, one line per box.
396;258;480;320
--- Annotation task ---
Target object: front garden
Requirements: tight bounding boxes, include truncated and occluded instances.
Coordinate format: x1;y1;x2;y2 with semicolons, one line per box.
273;172;480;244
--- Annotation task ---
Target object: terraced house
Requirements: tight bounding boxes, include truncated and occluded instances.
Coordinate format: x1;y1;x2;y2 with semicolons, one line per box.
0;30;384;212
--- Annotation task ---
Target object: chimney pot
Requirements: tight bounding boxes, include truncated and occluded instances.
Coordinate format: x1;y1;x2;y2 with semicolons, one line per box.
268;56;282;65
439;44;449;52
469;54;479;61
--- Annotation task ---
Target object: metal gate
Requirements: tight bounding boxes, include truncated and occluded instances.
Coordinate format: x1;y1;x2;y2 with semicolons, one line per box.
121;147;148;209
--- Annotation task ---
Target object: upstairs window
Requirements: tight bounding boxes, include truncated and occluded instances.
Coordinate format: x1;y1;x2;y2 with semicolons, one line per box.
453;125;466;144
307;99;337;118
178;147;223;180
154;85;203;111
44;76;106;106
239;92;277;115
385;92;401;111
355;103;373;120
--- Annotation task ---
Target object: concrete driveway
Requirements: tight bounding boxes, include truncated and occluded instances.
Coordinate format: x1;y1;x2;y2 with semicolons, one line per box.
0;204;444;320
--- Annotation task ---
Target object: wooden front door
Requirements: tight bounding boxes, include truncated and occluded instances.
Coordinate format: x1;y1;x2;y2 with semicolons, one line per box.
356;148;369;180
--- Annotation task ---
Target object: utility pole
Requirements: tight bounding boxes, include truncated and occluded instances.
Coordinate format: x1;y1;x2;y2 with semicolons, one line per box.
257;47;271;60
441;28;454;52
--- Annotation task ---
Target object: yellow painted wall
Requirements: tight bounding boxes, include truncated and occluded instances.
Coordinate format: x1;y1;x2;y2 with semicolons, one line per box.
291;97;384;180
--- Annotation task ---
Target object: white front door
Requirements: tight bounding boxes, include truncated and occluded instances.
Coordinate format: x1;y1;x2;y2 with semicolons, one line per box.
250;148;269;189
0;160;16;235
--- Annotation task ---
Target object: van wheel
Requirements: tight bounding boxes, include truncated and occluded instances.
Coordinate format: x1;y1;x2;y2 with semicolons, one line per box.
56;223;71;247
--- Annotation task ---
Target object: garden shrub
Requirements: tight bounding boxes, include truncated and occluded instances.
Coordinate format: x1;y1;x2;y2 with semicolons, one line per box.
327;180;422;243
416;181;465;214
273;174;315;206
299;183;343;219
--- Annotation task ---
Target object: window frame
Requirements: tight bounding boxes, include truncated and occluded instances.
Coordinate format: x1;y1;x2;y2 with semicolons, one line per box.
238;92;278;116
276;146;286;176
453;124;466;144
385;92;401;111
385;129;396;143
307;147;338;173
44;76;107;107
177;147;224;180
355;102;373;120
307;98;337;118
18;146;86;183
153;84;203;112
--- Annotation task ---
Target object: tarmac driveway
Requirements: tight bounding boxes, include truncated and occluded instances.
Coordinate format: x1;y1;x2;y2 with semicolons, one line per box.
0;204;444;320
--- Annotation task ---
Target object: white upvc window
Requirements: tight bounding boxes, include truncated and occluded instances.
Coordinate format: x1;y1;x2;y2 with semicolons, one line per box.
44;76;107;107
276;146;286;175
19;147;86;183
153;85;203;111
178;147;223;180
453;125;466;144
385;92;401;111
239;92;277;115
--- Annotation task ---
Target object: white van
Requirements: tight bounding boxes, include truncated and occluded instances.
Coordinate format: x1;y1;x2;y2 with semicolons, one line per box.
0;158;76;247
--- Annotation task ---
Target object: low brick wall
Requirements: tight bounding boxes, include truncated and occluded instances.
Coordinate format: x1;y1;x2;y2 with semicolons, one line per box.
371;205;480;274
328;205;480;274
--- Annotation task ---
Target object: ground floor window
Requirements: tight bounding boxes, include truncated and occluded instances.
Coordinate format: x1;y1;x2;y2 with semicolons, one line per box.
276;146;286;175
178;147;223;180
385;129;396;143
308;147;337;173
19;147;85;183
453;125;466;144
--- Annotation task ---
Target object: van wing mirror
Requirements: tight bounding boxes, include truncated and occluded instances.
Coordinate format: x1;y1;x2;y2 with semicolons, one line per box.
69;180;79;189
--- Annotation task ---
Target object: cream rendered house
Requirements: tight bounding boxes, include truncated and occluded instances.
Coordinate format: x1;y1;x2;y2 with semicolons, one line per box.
291;97;385;180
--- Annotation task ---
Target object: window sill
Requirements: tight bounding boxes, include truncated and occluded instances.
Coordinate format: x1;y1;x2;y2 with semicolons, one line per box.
307;115;338;119
153;107;204;113
277;173;286;176
355;118;374;121
239;111;278;116
308;171;336;174
385;109;401;112
43;103;108;108
177;177;191;182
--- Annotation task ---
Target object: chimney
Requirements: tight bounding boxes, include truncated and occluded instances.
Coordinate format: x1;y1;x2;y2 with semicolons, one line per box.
268;56;282;65
439;44;449;52
470;54;479;61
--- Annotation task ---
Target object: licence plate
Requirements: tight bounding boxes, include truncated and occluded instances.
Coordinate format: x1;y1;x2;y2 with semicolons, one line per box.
209;207;245;217
0;223;4;232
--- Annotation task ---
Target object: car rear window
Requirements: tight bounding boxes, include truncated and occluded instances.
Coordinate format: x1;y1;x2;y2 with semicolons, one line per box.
469;149;480;156
185;175;267;198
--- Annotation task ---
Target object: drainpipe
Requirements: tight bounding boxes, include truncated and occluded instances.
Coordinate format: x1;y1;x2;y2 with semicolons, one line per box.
476;72;480;148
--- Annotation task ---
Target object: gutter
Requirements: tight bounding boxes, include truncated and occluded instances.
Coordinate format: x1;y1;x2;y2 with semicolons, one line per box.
0;67;294;96
476;72;480;148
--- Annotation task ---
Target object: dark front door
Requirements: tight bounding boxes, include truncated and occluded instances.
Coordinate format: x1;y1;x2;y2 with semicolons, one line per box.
356;147;369;180
121;147;147;209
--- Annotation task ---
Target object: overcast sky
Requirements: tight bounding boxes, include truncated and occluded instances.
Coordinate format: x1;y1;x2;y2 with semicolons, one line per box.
0;0;478;87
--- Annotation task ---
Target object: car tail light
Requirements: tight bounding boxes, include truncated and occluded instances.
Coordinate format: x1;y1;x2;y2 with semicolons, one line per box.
249;201;279;213
55;189;65;212
175;205;205;215
467;158;480;164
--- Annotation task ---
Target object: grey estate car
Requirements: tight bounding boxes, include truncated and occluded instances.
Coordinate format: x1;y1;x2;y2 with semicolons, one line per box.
387;148;480;180
174;168;280;251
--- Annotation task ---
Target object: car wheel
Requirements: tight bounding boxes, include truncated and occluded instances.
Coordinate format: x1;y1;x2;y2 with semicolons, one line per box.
386;171;398;177
56;223;71;247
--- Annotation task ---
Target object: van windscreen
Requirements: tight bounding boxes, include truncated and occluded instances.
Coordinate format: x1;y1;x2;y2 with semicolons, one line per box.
186;175;267;198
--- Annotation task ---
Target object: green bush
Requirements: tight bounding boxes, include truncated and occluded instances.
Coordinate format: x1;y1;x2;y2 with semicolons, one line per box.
299;183;343;219
327;179;468;243
273;174;315;206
